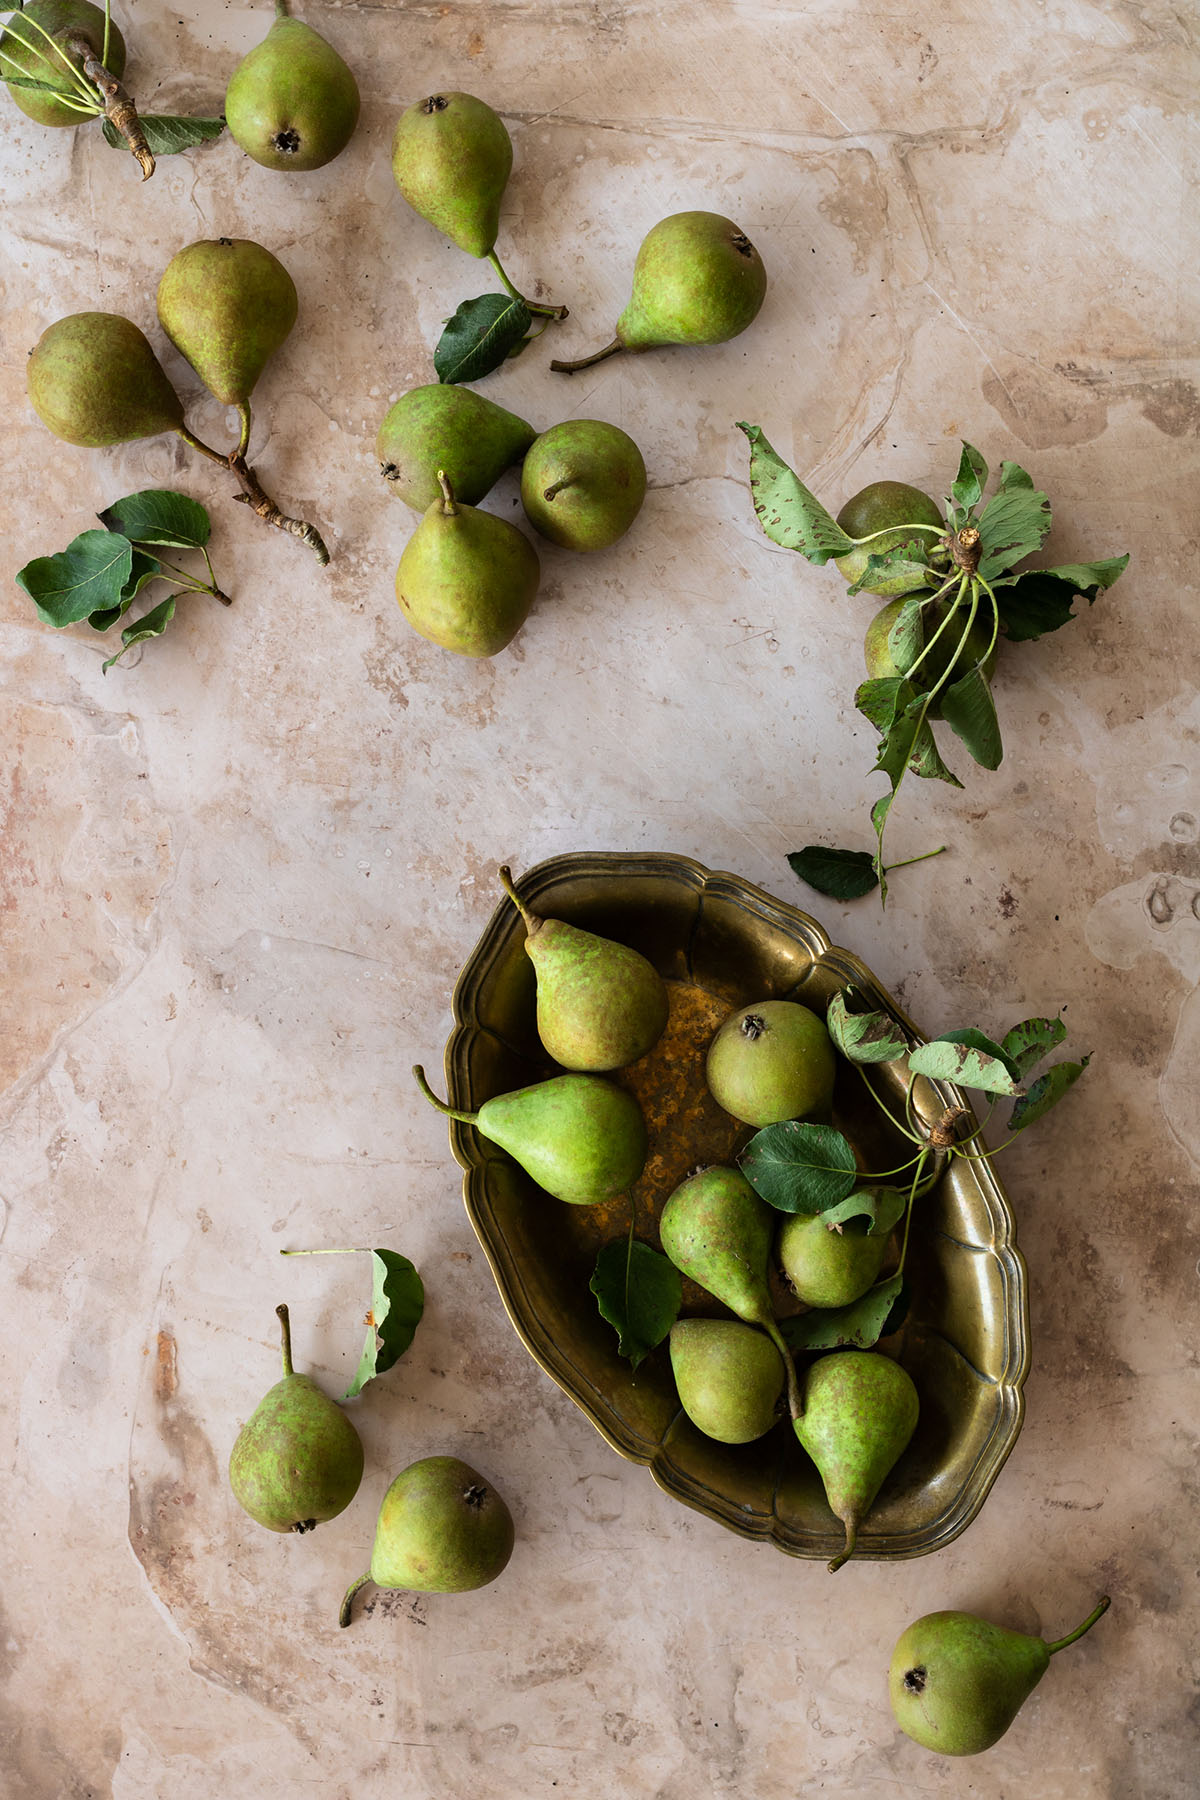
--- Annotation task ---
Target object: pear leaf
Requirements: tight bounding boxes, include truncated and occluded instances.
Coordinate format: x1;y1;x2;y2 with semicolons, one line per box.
739;1121;858;1214
1008;1055;1090;1132
874;694;930;784
787;846;879;901
992;557;1129;642
102;594;179;671
820;1185;908;1235
590;1239;681;1370
977;481;1052;579
886;595;929;673
907;720;963;786
780;1274;908;1352
738;423;857;563
99;488;212;549
101;114;225;155
1000;1016;1068;1079
435;293;533;385
2;73;79;94
89;549;163;631
344;1250;425;1398
845;548;929;598
939;667;1002;769
826;989;909;1064
947;442;988;520
16;529;132;627
909;1028;1023;1096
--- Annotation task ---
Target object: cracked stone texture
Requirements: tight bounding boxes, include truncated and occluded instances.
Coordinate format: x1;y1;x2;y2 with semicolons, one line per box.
1;2;1197;1796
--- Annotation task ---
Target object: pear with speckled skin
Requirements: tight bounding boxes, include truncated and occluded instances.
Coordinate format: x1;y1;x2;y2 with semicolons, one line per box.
225;2;360;172
794;1349;918;1572
340;1456;515;1625
669;1318;785;1444
157;238;298;408
228;1304;364;1533
0;0;126;129
27;312;184;447
395;471;540;658
498;863;667;1070
377;384;536;512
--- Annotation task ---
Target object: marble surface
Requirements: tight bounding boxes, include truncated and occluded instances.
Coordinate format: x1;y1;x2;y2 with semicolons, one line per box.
2;2;1197;1795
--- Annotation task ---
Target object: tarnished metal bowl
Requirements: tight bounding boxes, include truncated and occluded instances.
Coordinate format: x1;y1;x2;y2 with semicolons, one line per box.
439;851;1029;1562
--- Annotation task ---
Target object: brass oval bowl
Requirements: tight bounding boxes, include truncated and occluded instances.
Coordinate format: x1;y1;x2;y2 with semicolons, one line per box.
440;851;1029;1562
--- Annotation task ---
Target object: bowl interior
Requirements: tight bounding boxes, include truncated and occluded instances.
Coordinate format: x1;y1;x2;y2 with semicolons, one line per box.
442;851;1029;1561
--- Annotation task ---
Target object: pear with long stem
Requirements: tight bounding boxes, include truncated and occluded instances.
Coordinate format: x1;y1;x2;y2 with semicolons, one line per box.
0;0;153;175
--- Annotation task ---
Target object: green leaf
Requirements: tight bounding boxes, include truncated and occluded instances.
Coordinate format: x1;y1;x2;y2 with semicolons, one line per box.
98;488;211;549
874;695;928;785
993;557;1129;642
885;595;928;673
17;529;132;627
820;1185;908;1236
976;482;1052;579
344;1250;426;1398
856;674;913;735
2;72;82;94
739;1121;858;1214
907;720;963;786
738;423;856;563
434;293;533;385
998;459;1035;491
88;549;162;631
827;989;909;1063
948;442;988;518
102;594;178;670
940;667;1002;769
787;846;878;901
909;1028;1023;1096
845;548;930;598
1009;1055;1090;1132
590;1239;681;1370
780;1274;908;1352
101;113;225;155
1000;1016;1067;1080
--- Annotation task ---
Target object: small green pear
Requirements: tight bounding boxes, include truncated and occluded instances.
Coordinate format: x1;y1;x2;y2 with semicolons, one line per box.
794;1349;919;1571
777;1208;888;1310
27;311;184;447
889;1596;1111;1756
377;384;537;512
414;1065;647;1206
551;211;766;373
156;238;298;409
225;2;360;172
228;1304;364;1534
706;999;836;1128
498;864;668;1070
392;91;512;259
669;1318;784;1444
834;480;944;596
520;420;647;552
340;1456;514;1624
0;0;126;129
395;471;540;658
659;1165;800;1418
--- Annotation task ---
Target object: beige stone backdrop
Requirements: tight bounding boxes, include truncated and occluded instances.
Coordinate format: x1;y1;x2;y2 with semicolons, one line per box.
1;2;1196;1795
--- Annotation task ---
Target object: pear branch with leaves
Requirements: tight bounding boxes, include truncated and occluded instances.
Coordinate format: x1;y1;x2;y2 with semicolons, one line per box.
739;424;1129;903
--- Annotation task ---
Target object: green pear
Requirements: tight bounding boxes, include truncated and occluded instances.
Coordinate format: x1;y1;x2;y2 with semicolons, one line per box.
659;1165;800;1418
413;1065;647;1206
157;238;298;408
498;864;668;1071
228;1304;364;1533
340;1456;514;1624
395;472;540;658
551;211;766;373
520;420;647;552
706;1000;836;1128
794;1349;919;1571
27;311;184;447
392;91;512;259
669;1318;784;1444
377;384;536;512
778;1208;888;1310
863;594;998;714
834;480;944;596
224;2;360;172
889;1597;1111;1756
0;0;126;129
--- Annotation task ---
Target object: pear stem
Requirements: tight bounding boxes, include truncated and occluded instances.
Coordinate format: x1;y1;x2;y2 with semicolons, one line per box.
827;1516;857;1574
436;469;458;516
236;400;253;462
764;1320;803;1423
339;1571;371;1628
413;1064;477;1126
550;339;623;375
176;424;229;467
485;250;568;321
175;427;330;562
65;30;153;179
497;863;537;934
542;477;576;502
1047;1595;1111;1654
276;1302;294;1377
275;0;291;16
